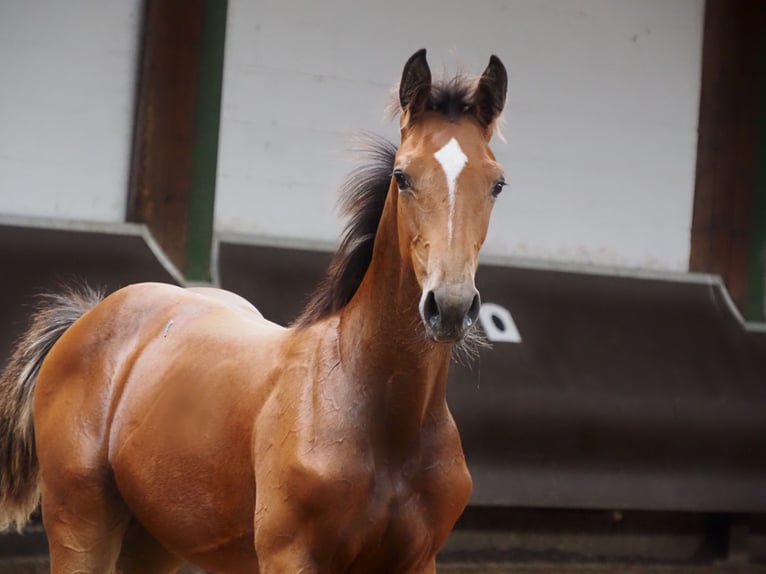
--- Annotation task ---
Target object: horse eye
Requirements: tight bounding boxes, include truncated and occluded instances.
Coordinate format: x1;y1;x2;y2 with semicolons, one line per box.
393;169;411;191
492;179;506;198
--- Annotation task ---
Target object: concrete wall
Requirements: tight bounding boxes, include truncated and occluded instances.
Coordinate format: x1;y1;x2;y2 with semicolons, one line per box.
0;0;141;223
216;0;704;272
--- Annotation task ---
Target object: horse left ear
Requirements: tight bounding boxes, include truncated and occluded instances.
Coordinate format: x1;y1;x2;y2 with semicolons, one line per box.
475;55;507;128
399;49;432;121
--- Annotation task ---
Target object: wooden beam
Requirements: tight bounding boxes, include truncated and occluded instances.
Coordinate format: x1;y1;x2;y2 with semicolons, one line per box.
690;0;766;319
127;0;226;282
747;11;766;321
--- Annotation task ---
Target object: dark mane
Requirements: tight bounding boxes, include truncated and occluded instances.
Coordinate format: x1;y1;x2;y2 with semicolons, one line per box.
295;76;478;328
428;75;476;121
386;74;479;123
294;134;397;327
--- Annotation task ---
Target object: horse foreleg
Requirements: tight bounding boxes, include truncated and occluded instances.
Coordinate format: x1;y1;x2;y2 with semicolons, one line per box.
254;523;318;574
257;550;317;574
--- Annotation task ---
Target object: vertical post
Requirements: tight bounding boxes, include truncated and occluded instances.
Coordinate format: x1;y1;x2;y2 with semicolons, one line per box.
186;0;228;282
690;0;766;319
128;0;228;283
747;21;766;321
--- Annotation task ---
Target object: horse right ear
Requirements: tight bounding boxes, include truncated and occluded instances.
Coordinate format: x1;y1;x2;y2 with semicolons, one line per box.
475;55;508;129
399;49;432;122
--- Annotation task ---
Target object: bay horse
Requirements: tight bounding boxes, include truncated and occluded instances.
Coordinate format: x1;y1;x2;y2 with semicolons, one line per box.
0;49;507;573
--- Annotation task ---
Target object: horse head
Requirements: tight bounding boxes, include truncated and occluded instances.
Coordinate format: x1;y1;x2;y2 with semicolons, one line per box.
394;49;507;342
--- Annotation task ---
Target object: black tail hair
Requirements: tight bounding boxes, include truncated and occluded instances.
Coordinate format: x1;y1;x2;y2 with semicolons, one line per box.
0;285;103;531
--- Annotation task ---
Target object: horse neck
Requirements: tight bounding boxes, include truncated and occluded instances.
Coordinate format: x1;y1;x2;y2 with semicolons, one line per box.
338;189;453;448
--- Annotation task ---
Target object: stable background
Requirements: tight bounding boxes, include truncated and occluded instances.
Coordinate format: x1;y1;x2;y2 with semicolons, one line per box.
1;0;765;571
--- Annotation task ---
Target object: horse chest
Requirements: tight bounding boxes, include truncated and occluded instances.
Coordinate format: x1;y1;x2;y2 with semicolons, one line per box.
350;475;436;569
273;429;471;572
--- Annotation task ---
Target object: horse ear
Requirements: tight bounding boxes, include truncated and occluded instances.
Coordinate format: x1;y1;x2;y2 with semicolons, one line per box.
399;49;432;120
475;55;507;128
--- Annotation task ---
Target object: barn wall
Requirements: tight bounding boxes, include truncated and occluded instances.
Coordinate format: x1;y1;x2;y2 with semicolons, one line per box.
0;0;142;223
215;0;704;272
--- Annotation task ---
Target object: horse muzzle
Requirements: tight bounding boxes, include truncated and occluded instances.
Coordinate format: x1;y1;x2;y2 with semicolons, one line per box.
420;284;481;342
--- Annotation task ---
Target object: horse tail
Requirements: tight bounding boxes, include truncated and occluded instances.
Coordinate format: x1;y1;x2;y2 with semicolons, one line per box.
0;285;104;531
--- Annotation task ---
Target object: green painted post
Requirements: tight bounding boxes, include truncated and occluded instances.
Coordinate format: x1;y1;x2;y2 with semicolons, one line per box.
185;0;228;282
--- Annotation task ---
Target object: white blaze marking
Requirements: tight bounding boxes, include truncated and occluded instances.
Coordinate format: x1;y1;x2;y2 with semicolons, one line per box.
433;137;468;245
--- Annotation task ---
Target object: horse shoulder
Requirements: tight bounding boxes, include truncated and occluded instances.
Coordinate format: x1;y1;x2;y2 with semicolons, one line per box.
255;319;373;506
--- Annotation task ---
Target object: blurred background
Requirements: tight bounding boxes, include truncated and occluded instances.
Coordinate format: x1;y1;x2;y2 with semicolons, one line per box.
0;0;765;572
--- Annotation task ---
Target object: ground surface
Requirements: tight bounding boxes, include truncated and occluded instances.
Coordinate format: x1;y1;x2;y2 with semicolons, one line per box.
1;559;765;573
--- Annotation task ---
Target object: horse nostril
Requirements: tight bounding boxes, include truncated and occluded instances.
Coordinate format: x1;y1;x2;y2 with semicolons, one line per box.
423;290;440;328
464;292;481;329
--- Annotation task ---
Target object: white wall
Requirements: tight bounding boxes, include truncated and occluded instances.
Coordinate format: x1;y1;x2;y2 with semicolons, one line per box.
216;0;704;272
0;0;141;223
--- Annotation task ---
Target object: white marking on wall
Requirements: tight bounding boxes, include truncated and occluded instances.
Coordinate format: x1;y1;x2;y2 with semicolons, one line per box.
478;302;522;343
433;137;468;245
